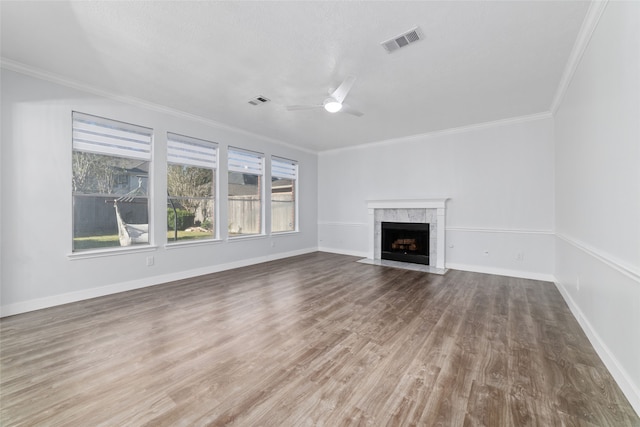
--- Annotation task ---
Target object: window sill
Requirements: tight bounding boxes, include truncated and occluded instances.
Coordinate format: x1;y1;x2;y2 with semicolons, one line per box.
271;230;299;237
165;238;223;250
227;234;266;242
68;245;158;260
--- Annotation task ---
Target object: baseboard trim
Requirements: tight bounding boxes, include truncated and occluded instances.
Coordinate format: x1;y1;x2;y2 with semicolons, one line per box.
0;247;318;317
445;263;555;282
555;280;640;415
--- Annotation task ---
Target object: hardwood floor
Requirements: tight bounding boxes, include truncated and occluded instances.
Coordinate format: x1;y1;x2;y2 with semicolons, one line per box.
1;252;638;426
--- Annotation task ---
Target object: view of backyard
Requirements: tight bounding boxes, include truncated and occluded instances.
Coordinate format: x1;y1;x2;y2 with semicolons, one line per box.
73;153;294;251
72;115;297;251
73;230;213;250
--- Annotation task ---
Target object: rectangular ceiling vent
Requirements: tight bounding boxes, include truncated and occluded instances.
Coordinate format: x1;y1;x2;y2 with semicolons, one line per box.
381;27;424;53
248;96;270;106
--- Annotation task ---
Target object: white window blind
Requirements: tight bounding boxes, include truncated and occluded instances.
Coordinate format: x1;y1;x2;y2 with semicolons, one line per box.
72;112;152;160
272;157;298;180
228;148;263;175
167;133;217;169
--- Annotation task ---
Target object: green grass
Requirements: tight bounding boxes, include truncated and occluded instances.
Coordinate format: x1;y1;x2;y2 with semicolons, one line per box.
166;230;213;242
74;230;213;250
73;234;120;250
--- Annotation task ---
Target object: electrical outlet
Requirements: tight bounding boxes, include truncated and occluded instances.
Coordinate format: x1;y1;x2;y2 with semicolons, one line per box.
146;256;154;267
516;251;524;262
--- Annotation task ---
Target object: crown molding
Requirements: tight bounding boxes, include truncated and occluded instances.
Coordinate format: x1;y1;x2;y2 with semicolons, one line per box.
0;58;317;156
319;111;553;155
549;0;609;114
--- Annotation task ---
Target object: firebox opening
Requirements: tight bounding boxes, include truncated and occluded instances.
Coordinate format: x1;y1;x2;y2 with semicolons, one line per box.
381;222;429;265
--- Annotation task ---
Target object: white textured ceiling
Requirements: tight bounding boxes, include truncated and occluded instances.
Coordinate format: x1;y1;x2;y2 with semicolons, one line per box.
1;1;589;152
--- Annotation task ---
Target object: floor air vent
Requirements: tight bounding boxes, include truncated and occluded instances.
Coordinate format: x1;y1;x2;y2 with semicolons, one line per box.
381;27;424;53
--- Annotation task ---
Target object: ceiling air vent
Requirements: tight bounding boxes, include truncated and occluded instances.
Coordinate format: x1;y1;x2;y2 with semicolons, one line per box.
381;27;424;53
248;96;270;106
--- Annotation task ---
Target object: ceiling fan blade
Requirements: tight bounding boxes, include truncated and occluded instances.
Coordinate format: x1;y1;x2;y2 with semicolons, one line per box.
286;104;323;111
340;103;364;117
330;75;356;104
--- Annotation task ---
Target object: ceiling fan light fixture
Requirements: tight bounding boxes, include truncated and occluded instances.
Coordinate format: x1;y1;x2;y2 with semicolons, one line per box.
323;98;342;113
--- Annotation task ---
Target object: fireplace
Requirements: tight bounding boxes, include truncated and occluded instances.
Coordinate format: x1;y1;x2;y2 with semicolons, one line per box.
381;222;429;265
365;199;448;271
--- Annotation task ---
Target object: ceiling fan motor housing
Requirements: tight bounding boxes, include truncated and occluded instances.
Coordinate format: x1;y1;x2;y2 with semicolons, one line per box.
323;97;342;113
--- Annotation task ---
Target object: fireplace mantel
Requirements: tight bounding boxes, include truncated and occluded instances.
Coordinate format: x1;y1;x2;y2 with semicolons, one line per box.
366;199;448;270
367;199;448;210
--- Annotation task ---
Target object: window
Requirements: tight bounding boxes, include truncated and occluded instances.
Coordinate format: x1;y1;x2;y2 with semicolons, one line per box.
72;112;152;251
167;133;217;242
228;148;264;236
271;157;298;233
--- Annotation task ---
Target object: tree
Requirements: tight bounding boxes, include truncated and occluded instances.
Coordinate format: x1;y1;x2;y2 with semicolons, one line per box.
73;152;145;195
167;164;213;217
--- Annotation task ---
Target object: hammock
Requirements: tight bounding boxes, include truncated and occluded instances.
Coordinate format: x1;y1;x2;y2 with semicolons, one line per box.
113;176;149;246
114;201;149;246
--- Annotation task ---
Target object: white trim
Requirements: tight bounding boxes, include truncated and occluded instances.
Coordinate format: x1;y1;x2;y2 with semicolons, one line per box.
550;0;609;114
1;247;318;317
68;245;158;260
164;238;223;249
227;234;267;242
270;230;300;237
317;223;555;236
1;59;555;157
446;227;555;235
555;280;640;414
556;233;640;283
366;199;447;210
319;112;552;155
446;263;555;283
0;58;317;155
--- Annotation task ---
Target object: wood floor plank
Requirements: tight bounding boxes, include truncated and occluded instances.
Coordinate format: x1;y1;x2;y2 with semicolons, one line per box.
1;252;637;426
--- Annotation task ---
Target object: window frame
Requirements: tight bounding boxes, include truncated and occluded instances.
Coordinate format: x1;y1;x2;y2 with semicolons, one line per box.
166;132;219;245
270;156;298;234
227;147;265;238
71;111;153;253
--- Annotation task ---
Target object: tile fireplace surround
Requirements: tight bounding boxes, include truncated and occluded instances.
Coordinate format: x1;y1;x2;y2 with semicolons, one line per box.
365;199;448;271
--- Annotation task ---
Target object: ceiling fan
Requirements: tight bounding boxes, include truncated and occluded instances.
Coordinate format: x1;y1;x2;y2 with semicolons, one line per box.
286;75;364;117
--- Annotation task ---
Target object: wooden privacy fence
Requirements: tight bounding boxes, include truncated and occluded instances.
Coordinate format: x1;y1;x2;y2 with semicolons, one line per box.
271;197;295;232
228;195;294;234
73;195;147;236
74;195;293;237
227;197;261;234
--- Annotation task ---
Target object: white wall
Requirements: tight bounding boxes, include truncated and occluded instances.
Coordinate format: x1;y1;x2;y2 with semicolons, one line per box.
0;70;318;316
554;1;640;412
318;116;555;280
